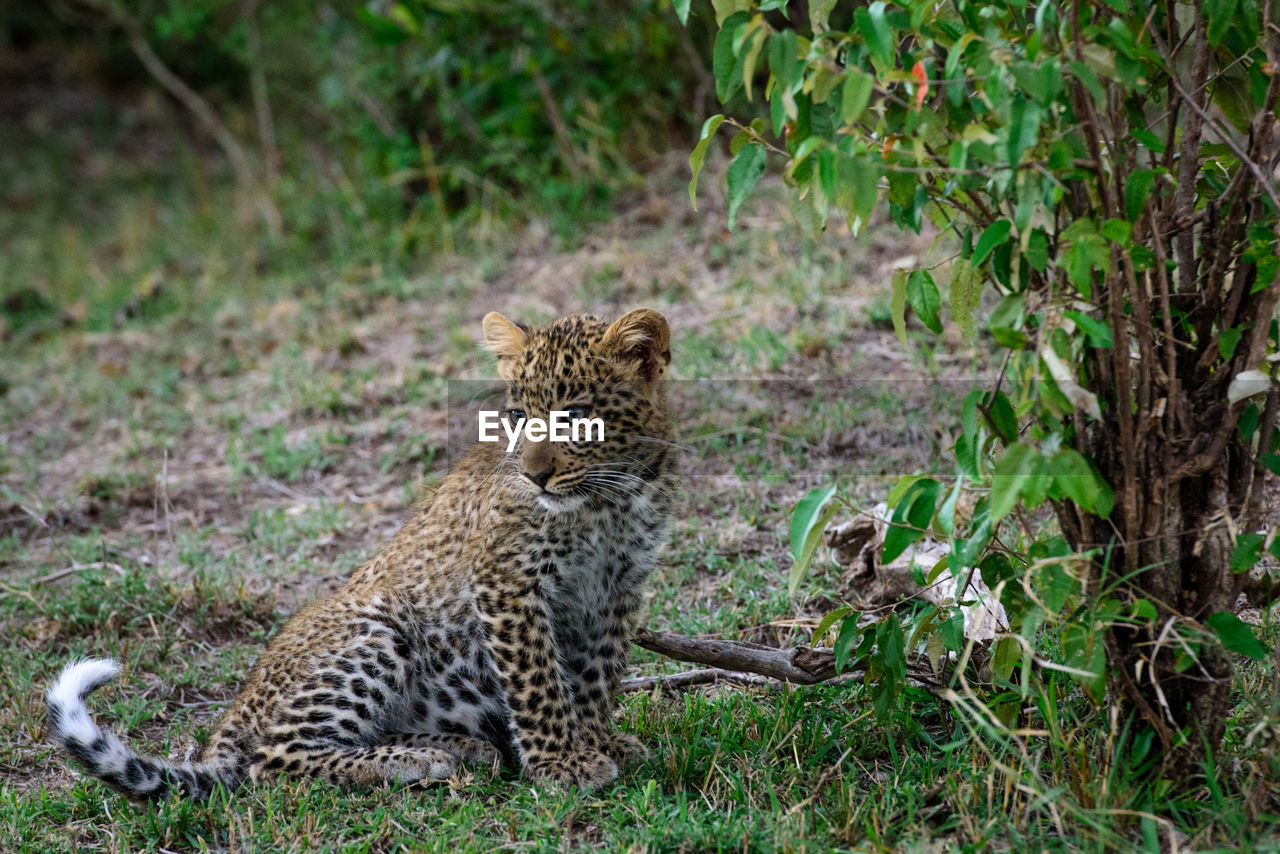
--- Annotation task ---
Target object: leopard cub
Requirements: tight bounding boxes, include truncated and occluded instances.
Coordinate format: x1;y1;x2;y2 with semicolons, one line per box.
48;308;679;799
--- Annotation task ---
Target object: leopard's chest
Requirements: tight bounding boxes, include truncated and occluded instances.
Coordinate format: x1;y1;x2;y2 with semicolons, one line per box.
542;493;667;622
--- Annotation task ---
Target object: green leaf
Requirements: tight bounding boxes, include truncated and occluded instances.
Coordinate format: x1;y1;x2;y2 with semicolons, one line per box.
1205;611;1268;661
387;4;419;35
1106;18;1138;59
886;474;924;507
890;267;909;347
1239;402;1261;439
688;115;726;209
834;615;861;672
907;270;942;333
949;258;981;341
1130;598;1157;621
1125;169;1156;222
674;0;692;25
1006;97;1043;165
856;2;894;69
713;13;749;103
1100;218;1132;247
986;391;1018;443
768;29;799;96
939;609;965;652
1205;0;1240;46
814;606;854;644
788;484;838;595
726;143;767;230
851;154;880;224
1039;562;1077;612
870;615;905;716
356;8;412;45
989;293;1026;350
1262;453;1280;477
1026;228;1050;272
1063;225;1109;299
937;476;964;537
790;191;823;238
1061;621;1107;699
1011;61;1048;105
973;220;1013;266
1130;127;1166;154
1219;327;1242;360
882;478;941;564
926;555;951;584
841;69;874;126
741;26;767;102
1231;533;1265;573
1068;61;1104;106
808;0;837;33
1051;448;1113;516
1064;310;1114;349
711;0;753;26
990;443;1040;523
992;636;1021;681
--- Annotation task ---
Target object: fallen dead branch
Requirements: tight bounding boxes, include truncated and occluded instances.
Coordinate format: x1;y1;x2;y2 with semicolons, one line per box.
619;668;772;693
32;561;127;586
631;627;940;691
634;627;839;684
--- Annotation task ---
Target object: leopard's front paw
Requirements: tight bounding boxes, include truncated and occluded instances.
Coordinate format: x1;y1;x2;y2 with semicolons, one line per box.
597;732;649;767
525;749;618;790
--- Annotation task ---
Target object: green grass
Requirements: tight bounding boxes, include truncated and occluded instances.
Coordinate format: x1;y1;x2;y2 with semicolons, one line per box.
7;570;1278;852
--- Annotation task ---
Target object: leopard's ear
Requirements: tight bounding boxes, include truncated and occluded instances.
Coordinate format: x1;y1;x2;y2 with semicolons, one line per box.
482;312;527;358
601;308;671;385
483;312;527;381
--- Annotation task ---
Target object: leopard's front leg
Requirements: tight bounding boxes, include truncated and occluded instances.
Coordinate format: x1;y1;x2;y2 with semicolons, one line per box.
563;591;648;767
474;559;617;790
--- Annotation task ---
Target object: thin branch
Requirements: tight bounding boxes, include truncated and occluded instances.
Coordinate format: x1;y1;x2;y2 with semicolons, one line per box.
632;628;940;690
619;669;774;693
634;628;839;683
532;69;591;174
243;0;279;189
78;0;280;234
32;561;126;586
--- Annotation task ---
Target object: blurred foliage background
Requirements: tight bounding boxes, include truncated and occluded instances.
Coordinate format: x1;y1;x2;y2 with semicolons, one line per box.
0;0;719;342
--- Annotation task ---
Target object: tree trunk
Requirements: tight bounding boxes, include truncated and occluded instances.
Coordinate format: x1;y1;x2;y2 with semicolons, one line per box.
1057;262;1280;775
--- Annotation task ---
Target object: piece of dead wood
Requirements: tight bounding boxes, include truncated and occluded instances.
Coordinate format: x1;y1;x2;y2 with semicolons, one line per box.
633;627;839;684
32;561;127;586
619;668;772;693
632;628;939;690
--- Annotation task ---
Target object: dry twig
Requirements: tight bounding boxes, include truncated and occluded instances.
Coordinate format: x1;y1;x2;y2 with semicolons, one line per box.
633;627;839;684
619;669;772;693
32;561;126;587
631;627;940;691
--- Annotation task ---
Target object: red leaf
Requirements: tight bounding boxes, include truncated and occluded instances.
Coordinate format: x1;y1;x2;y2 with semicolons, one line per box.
912;60;929;109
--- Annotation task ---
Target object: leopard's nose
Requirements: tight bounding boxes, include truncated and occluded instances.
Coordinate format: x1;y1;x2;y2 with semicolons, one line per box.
524;468;554;489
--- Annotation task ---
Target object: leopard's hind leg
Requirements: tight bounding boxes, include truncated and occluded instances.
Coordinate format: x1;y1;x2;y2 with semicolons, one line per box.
250;743;457;787
382;731;500;765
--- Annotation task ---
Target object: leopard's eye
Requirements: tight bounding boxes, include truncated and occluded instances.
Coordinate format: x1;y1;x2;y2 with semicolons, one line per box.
564;407;590;420
502;409;527;424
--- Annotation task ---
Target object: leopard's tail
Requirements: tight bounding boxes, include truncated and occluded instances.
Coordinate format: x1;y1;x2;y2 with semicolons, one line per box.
47;659;241;801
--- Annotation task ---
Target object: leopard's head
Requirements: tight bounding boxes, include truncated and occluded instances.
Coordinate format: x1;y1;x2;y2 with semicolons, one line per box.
482;309;674;513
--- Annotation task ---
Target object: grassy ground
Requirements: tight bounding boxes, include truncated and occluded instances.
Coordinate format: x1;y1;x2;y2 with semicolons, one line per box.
3;143;1280;850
